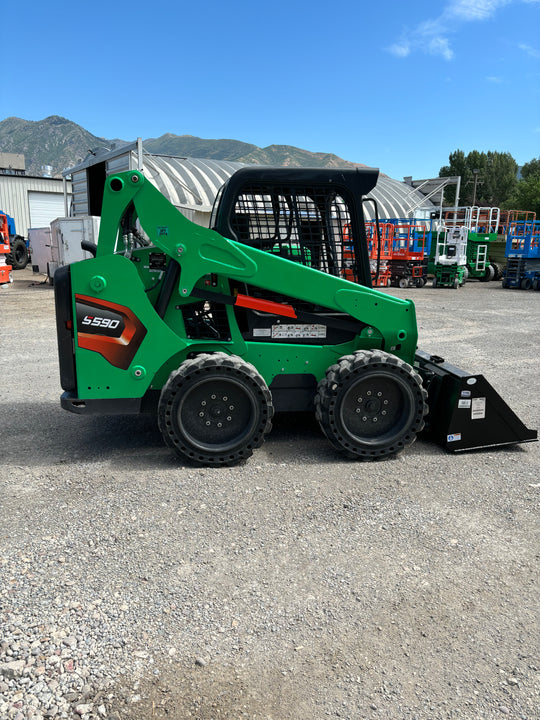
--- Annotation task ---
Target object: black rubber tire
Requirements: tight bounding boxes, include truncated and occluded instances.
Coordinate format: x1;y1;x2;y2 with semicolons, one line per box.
6;236;29;270
480;265;495;282
398;277;409;289
158;352;273;466
520;278;532;290
453;277;460;289
315;350;428;460
415;277;426;288
533;278;539;291
432;277;437;288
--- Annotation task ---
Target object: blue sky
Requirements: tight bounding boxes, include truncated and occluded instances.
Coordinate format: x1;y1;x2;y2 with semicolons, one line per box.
2;0;539;180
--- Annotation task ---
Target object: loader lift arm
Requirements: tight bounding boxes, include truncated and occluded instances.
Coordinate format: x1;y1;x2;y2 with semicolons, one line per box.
95;171;418;364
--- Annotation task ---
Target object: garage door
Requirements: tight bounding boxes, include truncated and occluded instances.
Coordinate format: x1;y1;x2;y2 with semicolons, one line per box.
28;191;66;228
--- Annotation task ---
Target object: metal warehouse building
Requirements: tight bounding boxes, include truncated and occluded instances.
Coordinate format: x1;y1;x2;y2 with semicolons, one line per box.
65;140;448;227
0;153;72;238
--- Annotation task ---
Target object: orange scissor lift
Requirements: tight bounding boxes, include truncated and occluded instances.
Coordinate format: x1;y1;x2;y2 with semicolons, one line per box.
388;222;428;288
0;213;13;286
342;222;393;287
365;221;393;287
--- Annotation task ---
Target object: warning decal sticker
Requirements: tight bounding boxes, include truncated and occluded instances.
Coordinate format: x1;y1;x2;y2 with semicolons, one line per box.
272;324;326;339
471;397;486;420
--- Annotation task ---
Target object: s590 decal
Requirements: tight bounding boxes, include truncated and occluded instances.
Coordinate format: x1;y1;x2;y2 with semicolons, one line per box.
76;303;125;338
75;295;147;370
81;315;121;330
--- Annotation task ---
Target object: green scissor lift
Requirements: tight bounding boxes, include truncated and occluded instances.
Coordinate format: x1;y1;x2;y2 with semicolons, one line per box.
429;207;499;282
432;226;468;288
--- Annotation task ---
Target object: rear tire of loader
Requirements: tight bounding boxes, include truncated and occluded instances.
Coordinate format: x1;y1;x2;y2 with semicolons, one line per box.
158;353;273;467
315;350;428;460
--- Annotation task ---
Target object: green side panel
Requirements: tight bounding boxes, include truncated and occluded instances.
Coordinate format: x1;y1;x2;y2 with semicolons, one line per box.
71;254;189;399
242;336;385;387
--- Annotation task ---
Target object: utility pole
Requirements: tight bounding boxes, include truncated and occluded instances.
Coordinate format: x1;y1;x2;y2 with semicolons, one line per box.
471;169;479;206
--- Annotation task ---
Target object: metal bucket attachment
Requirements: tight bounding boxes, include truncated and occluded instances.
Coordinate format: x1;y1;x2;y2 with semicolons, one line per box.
415;349;537;452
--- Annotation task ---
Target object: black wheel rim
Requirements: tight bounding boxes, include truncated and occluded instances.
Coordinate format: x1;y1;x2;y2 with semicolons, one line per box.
338;370;416;447
176;376;259;452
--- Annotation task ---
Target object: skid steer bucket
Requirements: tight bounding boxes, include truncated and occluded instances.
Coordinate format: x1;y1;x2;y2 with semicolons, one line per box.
415;350;537;452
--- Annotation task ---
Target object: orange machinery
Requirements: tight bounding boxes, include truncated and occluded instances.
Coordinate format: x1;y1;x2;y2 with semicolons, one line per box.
0;213;12;285
389;223;428;288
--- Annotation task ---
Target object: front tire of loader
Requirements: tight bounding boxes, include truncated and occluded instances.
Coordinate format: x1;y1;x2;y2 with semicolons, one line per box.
158;353;274;466
315;350;428;460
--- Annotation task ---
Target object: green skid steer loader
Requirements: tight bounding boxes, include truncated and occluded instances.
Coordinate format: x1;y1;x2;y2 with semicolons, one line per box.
54;168;537;466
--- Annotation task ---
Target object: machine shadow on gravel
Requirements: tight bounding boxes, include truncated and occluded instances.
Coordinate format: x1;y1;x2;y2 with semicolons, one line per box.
8;397;526;470
4;402;437;470
3;402;166;468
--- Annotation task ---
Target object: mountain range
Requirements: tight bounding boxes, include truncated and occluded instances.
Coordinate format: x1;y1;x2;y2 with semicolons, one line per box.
0;116;361;178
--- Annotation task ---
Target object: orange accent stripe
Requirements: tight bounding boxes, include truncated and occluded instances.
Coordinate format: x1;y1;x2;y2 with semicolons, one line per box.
235;293;297;318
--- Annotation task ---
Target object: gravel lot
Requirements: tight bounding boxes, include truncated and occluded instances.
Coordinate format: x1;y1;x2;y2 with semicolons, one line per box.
1;267;539;720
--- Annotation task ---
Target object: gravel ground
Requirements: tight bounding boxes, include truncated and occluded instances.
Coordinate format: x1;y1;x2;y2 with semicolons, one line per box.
1;267;539;720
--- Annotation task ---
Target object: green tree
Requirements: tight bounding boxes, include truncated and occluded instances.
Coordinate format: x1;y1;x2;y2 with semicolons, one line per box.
503;156;540;217
485;152;518;206
520;157;540;180
439;150;518;207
